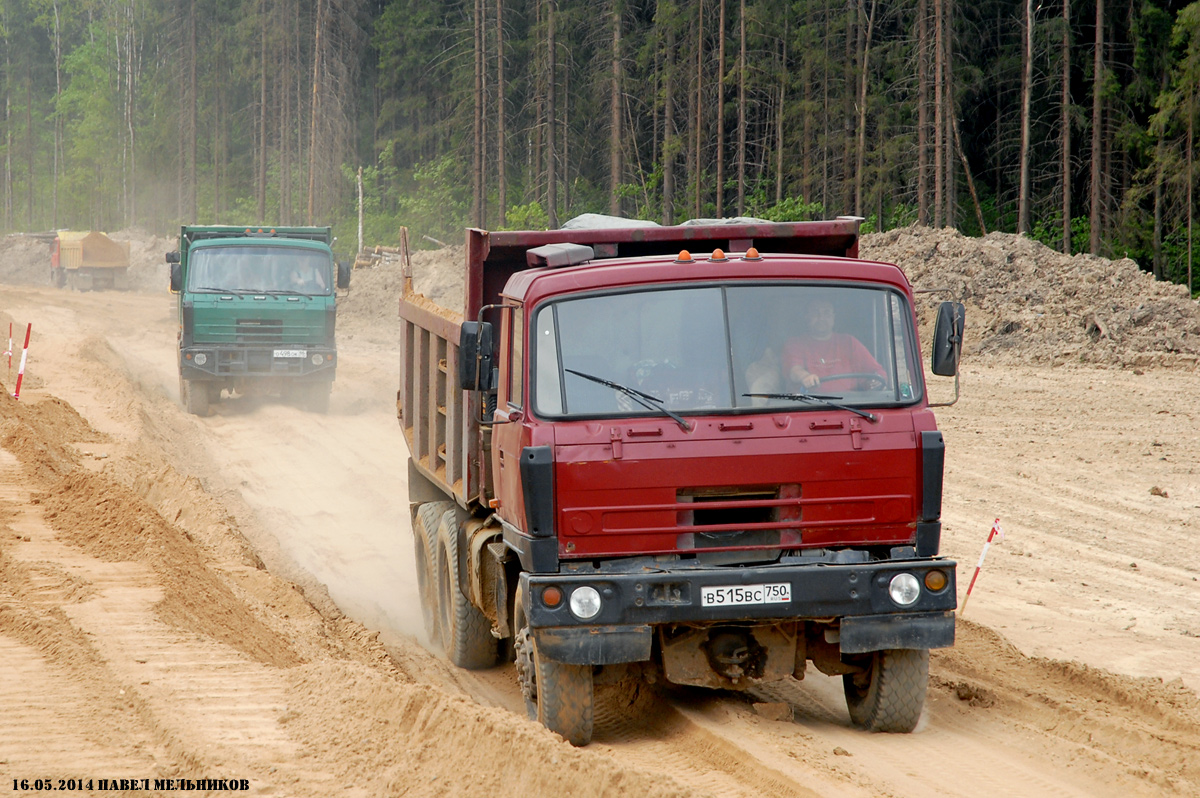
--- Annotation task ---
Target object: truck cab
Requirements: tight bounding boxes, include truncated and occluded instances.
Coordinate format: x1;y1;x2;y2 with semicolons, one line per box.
400;219;963;745
167;225;350;415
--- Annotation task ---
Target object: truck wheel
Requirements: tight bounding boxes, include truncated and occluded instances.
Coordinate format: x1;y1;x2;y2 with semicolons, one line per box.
413;501;452;644
842;648;929;733
436;508;499;669
180;378;209;416
513;591;594;746
298;382;331;413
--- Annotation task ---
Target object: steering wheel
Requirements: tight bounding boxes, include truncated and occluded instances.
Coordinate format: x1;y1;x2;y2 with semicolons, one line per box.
818;372;887;389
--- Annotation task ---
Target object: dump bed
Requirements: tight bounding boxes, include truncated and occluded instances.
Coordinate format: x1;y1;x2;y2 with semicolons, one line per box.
397;218;863;511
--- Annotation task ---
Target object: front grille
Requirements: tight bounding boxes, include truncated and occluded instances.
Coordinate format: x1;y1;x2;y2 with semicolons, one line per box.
236;318;283;344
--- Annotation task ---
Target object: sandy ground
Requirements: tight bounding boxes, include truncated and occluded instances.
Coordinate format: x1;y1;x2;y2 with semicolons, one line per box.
1;256;1199;796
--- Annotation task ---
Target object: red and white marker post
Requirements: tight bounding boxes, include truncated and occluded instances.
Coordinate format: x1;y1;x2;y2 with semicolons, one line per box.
12;323;31;400
960;518;1004;616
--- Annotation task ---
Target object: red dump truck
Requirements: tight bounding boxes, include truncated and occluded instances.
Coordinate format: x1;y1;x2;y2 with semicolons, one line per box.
398;218;964;745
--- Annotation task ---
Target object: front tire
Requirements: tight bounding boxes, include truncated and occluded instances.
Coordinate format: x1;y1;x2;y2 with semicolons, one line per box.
513;591;594;745
843;648;929;733
436;508;498;669
180;377;209;416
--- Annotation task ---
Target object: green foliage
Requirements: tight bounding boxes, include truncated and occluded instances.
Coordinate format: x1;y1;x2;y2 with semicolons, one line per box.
1030;215;1091;254
502;202;550;231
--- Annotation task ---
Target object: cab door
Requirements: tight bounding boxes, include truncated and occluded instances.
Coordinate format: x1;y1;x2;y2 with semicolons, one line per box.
491;303;530;530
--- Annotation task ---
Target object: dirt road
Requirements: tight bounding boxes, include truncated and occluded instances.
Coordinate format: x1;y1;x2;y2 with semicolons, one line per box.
1;283;1198;797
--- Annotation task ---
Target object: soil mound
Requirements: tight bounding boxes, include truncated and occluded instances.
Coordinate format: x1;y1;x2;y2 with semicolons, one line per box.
863;226;1200;369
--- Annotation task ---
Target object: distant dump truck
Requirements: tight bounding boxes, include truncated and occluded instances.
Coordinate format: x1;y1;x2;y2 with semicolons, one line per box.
167;225;351;415
51;231;131;290
399;218;966;745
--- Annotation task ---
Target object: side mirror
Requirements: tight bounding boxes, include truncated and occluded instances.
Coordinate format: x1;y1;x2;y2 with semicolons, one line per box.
931;301;965;376
169;263;183;293
165;251;180;264
458;321;494;391
336;261;351;289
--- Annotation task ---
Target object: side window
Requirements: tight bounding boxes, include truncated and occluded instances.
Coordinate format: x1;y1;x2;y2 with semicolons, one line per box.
509;306;524;408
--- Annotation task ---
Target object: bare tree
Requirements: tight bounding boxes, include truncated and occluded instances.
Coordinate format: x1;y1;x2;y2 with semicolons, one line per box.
547;0;557;228
933;0;943;227
498;0;507;225
609;1;621;215
473;0;484;226
1061;0;1071;253
853;0;876;216
1090;0;1103;253
736;0;745;214
917;0;929;225
716;0;726;216
1017;0;1032;233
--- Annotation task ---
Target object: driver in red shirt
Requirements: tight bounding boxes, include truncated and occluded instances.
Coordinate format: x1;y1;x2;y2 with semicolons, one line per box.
782;298;886;392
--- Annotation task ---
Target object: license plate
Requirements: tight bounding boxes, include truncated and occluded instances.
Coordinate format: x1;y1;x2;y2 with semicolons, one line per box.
274;349;307;358
700;582;791;607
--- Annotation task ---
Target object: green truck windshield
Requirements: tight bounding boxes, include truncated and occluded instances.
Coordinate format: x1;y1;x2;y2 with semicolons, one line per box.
188;245;332;295
533;283;922;416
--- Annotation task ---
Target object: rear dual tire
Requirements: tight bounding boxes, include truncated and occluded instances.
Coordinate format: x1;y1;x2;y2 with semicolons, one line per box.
435;508;498;669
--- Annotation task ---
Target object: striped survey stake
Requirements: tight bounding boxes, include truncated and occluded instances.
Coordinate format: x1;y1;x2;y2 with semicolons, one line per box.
12;323;30;400
960;518;1004;616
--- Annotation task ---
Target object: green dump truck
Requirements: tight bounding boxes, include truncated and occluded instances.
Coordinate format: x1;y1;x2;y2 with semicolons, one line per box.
167;225;350;415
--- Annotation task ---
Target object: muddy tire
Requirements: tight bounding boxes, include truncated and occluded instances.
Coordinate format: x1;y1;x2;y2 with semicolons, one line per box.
436;508;498;669
843;648;929;733
413;501;452;644
513;591;594;745
303;382;331;413
181;377;209;416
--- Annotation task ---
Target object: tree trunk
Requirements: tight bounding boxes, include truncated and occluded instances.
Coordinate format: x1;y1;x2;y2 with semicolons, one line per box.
933;0;943;228
694;0;703;218
716;0;726;216
473;0;484;226
663;15;676;225
547;0;558;228
943;0;955;226
498;0;508;225
258;0;268;223
307;0;325;224
51;2;61;228
1017;0;1032;234
776;24;785;205
1061;0;1071;252
854;0;876;217
1089;0;1103;254
843;0;856;215
917;0;929;225
737;0;746;214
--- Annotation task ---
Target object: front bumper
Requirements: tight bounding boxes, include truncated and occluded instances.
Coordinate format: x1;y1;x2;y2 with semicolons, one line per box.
522;557;957;665
180;346;336;380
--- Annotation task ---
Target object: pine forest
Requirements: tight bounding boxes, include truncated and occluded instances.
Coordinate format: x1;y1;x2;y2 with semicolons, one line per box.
3;0;1200;295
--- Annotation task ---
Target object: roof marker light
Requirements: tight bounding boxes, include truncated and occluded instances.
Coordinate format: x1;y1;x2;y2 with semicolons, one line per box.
710;248;728;262
743;247;762;261
675;250;694;264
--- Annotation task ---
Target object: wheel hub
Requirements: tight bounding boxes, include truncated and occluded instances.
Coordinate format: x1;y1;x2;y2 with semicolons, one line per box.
514;627;536;703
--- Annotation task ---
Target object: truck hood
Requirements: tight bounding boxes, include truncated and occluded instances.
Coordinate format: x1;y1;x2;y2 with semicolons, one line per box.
188;295;333;346
551;410;920;560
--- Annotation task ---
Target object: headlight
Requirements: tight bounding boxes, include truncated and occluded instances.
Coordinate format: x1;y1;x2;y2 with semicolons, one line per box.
312;353;324;365
889;573;921;606
193;353;207;366
569;586;602;620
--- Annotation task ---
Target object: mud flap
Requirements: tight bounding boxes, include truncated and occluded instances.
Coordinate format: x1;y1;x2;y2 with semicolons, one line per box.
840;611;955;654
533;625;652;666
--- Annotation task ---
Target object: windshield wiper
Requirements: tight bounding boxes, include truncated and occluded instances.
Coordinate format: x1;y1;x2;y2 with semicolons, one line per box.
259;289;310;296
743;392;877;423
193;286;249;295
564;368;692;432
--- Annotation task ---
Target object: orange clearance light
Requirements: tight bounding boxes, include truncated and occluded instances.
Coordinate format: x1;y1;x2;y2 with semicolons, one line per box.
710;248;728;262
743;247;762;260
924;570;948;591
542;586;563;607
675;249;693;263
185;353;192;360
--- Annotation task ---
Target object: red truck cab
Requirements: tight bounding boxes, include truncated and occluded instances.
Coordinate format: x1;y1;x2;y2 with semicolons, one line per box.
401;219;963;745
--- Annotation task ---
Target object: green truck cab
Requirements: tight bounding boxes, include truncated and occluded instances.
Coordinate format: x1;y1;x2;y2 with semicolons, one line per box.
167;225;350;415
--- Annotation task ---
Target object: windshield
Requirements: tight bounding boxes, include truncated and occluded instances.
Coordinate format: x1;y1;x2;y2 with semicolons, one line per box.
187;245;332;295
533;284;921;417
